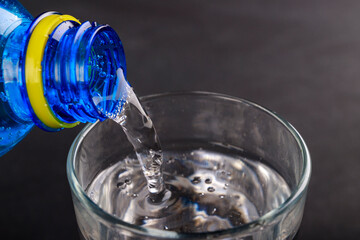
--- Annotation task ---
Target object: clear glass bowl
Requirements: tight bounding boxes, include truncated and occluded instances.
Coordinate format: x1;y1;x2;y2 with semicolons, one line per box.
67;92;311;240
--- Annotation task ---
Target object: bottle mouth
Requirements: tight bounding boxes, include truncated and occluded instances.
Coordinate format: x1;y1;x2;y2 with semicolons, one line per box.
84;24;129;118
23;12;128;131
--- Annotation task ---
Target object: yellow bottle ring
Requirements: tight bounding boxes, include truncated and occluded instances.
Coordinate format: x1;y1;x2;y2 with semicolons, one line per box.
25;14;81;129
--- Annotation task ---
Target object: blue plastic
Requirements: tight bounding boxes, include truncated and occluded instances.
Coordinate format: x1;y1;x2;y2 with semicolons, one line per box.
0;0;127;156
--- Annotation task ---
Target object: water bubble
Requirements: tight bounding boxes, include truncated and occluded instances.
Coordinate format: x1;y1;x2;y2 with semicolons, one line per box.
207;187;215;192
125;179;132;185
0;92;8;102
205;178;212;184
191;176;201;184
211;207;217;215
116;182;126;189
198;192;205;197
131;193;138;198
99;72;106;78
164;225;169;230
89;191;95;200
219;195;225;199
144;216;149;219
166;157;175;164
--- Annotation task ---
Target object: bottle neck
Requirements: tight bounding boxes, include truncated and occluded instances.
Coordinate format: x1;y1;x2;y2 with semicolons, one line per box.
24;12;127;131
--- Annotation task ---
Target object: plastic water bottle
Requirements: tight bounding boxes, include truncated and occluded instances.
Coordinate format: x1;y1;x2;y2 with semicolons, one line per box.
0;0;128;156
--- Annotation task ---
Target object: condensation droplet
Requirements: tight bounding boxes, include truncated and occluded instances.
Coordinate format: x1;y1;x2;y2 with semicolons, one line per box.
164;225;169;230
219;195;225;199
207;187;215;192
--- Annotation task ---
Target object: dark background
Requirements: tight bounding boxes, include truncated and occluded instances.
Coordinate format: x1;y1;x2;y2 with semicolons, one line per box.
1;0;359;239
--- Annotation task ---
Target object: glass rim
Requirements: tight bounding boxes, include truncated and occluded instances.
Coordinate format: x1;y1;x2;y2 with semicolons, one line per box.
66;91;311;239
